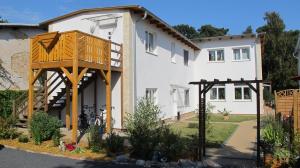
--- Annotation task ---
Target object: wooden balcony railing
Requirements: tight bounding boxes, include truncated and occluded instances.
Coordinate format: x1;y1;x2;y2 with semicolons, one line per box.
30;30;122;70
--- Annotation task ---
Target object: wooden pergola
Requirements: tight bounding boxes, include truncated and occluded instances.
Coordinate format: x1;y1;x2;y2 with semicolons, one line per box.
28;30;122;142
189;78;264;167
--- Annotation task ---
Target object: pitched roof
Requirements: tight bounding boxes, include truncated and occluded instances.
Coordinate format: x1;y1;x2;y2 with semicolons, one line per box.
40;5;200;50
0;23;40;28
192;33;265;42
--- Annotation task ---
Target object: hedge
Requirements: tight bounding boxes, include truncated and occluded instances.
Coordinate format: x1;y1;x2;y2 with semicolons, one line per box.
0;90;27;118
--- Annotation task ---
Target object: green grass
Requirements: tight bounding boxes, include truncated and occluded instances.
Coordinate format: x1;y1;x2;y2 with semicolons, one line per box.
191;114;257;123
170;122;238;147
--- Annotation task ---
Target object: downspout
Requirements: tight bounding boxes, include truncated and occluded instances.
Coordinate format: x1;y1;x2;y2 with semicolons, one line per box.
133;11;147;109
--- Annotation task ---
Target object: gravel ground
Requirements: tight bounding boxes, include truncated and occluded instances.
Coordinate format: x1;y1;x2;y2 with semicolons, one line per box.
0;146;140;168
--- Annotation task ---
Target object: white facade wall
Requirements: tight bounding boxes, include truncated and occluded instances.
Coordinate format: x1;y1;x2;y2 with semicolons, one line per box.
194;39;262;114
134;18;197;118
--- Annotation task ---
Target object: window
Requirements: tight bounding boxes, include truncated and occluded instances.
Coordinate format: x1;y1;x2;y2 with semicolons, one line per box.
146;88;158;104
210;85;225;100
184;89;189;106
234;85;252;100
145;31;155;53
233;47;250;61
209;49;224;62
171;42;176;63
184;50;189;66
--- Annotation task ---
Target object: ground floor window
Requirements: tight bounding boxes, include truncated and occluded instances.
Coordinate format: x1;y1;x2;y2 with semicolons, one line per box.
184;89;189;106
210;85;225;100
146;88;158;105
234;85;252;100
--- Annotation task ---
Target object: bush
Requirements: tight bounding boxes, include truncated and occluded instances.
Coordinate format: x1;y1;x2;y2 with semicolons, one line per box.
0;116;19;139
29;112;62;145
105;132;124;154
125;97;162;160
0;90;27;118
87;125;102;153
158;126;185;161
18;135;29;143
52;129;60;147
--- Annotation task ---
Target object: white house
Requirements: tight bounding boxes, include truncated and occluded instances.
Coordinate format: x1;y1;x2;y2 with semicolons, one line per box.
11;5;263;131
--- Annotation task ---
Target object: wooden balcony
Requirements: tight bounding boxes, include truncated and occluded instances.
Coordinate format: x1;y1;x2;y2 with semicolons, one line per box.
30;30;122;71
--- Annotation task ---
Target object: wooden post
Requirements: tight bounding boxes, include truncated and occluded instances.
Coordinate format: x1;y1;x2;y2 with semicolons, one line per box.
44;79;48;112
293;91;298;133
106;41;112;133
66;81;71;130
94;74;97;115
28;68;34;119
71;32;79;143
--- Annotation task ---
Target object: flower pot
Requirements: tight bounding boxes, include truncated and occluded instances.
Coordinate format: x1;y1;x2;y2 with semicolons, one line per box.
271;159;282;168
223;116;229;120
264;153;273;167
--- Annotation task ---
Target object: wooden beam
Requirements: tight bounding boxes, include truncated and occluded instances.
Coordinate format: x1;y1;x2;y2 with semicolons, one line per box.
78;67;89;82
32;69;43;84
60;67;74;84
71;34;79;143
99;69;108;84
28;69;34;119
106;41;112;133
66;81;71;130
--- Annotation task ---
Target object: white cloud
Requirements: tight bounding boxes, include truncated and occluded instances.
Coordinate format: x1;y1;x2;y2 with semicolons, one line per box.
0;6;42;23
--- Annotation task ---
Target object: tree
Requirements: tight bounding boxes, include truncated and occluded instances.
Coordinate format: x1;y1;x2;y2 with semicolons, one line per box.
243;26;253;34
0;16;8;23
198;24;229;37
257;12;299;91
173;24;199;39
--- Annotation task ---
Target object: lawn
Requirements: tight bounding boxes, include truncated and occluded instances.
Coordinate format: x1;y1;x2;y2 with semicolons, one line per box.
190;114;257;123
170;121;238;147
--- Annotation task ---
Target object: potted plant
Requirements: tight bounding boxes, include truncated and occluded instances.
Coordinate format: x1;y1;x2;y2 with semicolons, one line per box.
218;108;231;120
272;147;291;168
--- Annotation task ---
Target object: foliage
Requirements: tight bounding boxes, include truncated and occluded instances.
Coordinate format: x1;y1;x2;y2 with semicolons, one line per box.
256;11;299;91
218;108;231;116
52;129;60;147
87;125;102;153
71;147;86;154
173;24;199;39
105;132;124;154
243;25;253;34
125;97;162;160
0;16;8;23
273;147;291;162
158;126;186;161
0;116;19;139
263;88;274;103
29;112;62;145
173;24;229;39
18;135;29;143
0;90;27;118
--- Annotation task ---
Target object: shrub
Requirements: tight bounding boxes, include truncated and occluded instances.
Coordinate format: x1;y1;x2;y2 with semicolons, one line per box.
0;116;19;139
105;132;124;154
52;129;60;147
29;112;62;145
87;125;102;153
158;126;185;161
0;90;27;118
18;135;29;143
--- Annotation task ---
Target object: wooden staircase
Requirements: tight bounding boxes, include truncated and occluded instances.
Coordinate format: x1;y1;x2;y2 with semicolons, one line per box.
13;70;97;127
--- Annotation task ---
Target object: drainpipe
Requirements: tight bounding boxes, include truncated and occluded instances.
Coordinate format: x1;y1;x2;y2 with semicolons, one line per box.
133;10;147;109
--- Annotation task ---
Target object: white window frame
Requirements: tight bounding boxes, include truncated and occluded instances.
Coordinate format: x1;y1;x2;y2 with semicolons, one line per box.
183;49;189;66
146;88;158;105
171;42;176;63
232;47;250;61
145;31;157;55
210;85;226;101
234;85;252;101
208;49;225;62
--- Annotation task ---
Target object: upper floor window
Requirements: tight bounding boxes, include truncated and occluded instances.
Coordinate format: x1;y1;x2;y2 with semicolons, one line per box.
209;49;224;62
184;89;190;106
145;31;156;54
234;85;252;100
184;50;189;66
233;47;250;61
210;84;225;100
171;42;176;63
146;88;158;105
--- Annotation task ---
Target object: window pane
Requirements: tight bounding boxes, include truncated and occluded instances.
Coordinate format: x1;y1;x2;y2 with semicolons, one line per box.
217;50;224;61
184;50;189;65
242;48;250;59
233;49;240;60
235;87;242;99
184;89;189;106
145;31;148;51
209;51;216;61
210;88;217;100
244;87;251;99
171;42;175;62
149;33;154;52
218;88;225;100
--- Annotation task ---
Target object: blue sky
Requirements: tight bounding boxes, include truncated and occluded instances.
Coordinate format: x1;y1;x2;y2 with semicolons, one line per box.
0;0;299;34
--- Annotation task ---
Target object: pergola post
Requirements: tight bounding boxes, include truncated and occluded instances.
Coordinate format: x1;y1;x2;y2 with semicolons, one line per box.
28;68;34;119
66;81;71;130
106;41;112;133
